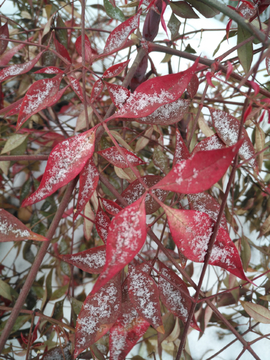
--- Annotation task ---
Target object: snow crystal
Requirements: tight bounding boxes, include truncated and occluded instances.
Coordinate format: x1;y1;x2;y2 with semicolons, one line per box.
102;199;120;215
96;210;109;241
0;216;30;238
210;243;235;268
174;161;186;185
109;87;129;108
79;160;98;206
24;80;56;115
70;249;106;269
100;147;141;167
202;135;224;151
110;330;127;360
0;62;30;82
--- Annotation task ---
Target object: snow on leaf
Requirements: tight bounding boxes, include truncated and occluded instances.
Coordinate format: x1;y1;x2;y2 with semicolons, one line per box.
75;158;99;220
103;60;130;78
188;192;228;231
90;79;104;103
117;175;168;214
91;197;147;295
128;266;163;331
192;134;225;154
17;75;64;130
0;209;48;242
101;198;122;216
60;246;106;274
158;261;200;331
0;23;9;56
74;274;122;358
98;146;145;169
162;204;250;281
75;34;93;63
152;140;243;194
68;75;84;102
106;58;199;121
34;66;64;74
0;52;43;83
96;206;111;244
109;300;150;360
103;12;140;55
173;129;190;166
105;82;130;108
210;108;257;168
22;127;96;207
136;98;190;126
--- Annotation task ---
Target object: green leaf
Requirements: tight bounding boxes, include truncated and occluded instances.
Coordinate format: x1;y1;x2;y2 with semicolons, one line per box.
240;236;251;271
52;299;64;320
20;178;31;203
1;134;28;154
51;284;69;301
237;25;253;74
0;279;12;301
71;297;83;315
23;241;35;264
186;0;220;18
46;268;53;301
56;15;68;48
170;1;199;19
184;43;196;54
104;0;125;22
213;31;237;56
0;315;31;334
168;13;181;39
241;301;270;324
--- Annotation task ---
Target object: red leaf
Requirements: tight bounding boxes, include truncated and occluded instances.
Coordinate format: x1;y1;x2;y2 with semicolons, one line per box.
192;134;225;154
75;158;99;220
0;42;26;66
68;75;84;102
74;274;122;358
75;34;93;63
250;81;260;96
103;60;130;78
91;196;147;295
106;58;199;120
244;103;252;122
22;127;96;207
54;35;71;63
103;12;140;55
117;175;168;214
34;66;64;74
187;74;199;98
210;108;257;168
136;98;190;126
226;19;233;40
96;206;111;244
60;246;106;274
0;209;48;242
0;52;43;83
188;192;228;231
128;266;163;331
90;79;104;103
0;23;9;56
17;75;64;130
226;61;233;80
98;146;145;168
101;198;122;216
105;82;130;108
0;98;23;117
173;129;190;166
206;72;215;88
158;261;200;331
109;300;150;360
152;141;243;194
162;205;250;281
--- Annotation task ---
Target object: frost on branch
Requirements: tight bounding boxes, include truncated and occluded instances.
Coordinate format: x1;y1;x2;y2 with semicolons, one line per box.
74;274;122;358
158;261;200;331
91;197;147;295
98;146;145;168
60;246;106;274
0;209;48;242
22;128;96;207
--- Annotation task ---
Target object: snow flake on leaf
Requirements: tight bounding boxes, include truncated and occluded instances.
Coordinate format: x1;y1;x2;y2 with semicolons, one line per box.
98;146;145;169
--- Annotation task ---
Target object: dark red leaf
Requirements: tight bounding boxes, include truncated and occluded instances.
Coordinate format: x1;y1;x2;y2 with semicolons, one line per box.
96;206;111;243
90;79;104;103
0;52;43;83
109;300;150;360
75;34;93;63
128;266;163;331
75;158;99;220
98;146;145;168
103;60;130;78
54;35;71;63
0;209;48;242
68;75;84;103
117;175;168;214
60;246;106;274
107;58;199;121
91;196;147;295
187;74;199;98
34;66;64;74
0;23;9;56
173;129;190;166
22;127;96;207
158;261;200;331
0;98;23;117
152;140;243;194
206;72;215;88
74;274;122;358
101;198;122;216
162;204;251;281
105;82;130;108
0;42;26;66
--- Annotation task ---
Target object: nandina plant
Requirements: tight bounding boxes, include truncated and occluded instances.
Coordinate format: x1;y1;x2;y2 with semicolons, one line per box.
0;0;270;359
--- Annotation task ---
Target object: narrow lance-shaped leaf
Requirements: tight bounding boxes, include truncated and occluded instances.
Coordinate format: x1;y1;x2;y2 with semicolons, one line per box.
0;42;27;66
90;79;104;103
74;274;122;358
75;158;99;220
75;34;93;63
17;74;64;130
95;206;111;244
98;146;145;169
173;129;190;166
22;127;96;207
152;140;243;194
91;196;147;295
68;75;84;102
240;301;270;324
34;66;64;74
158;261;200;331
107;58;199;121
0;209;48;242
101;198;122;216
103;60;130;78
162;204;250;282
128;266;164;332
0;23;9;56
0;52;43;83
109;300;150;360
105;82;130;108
54;35;71;63
60;246;106;274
